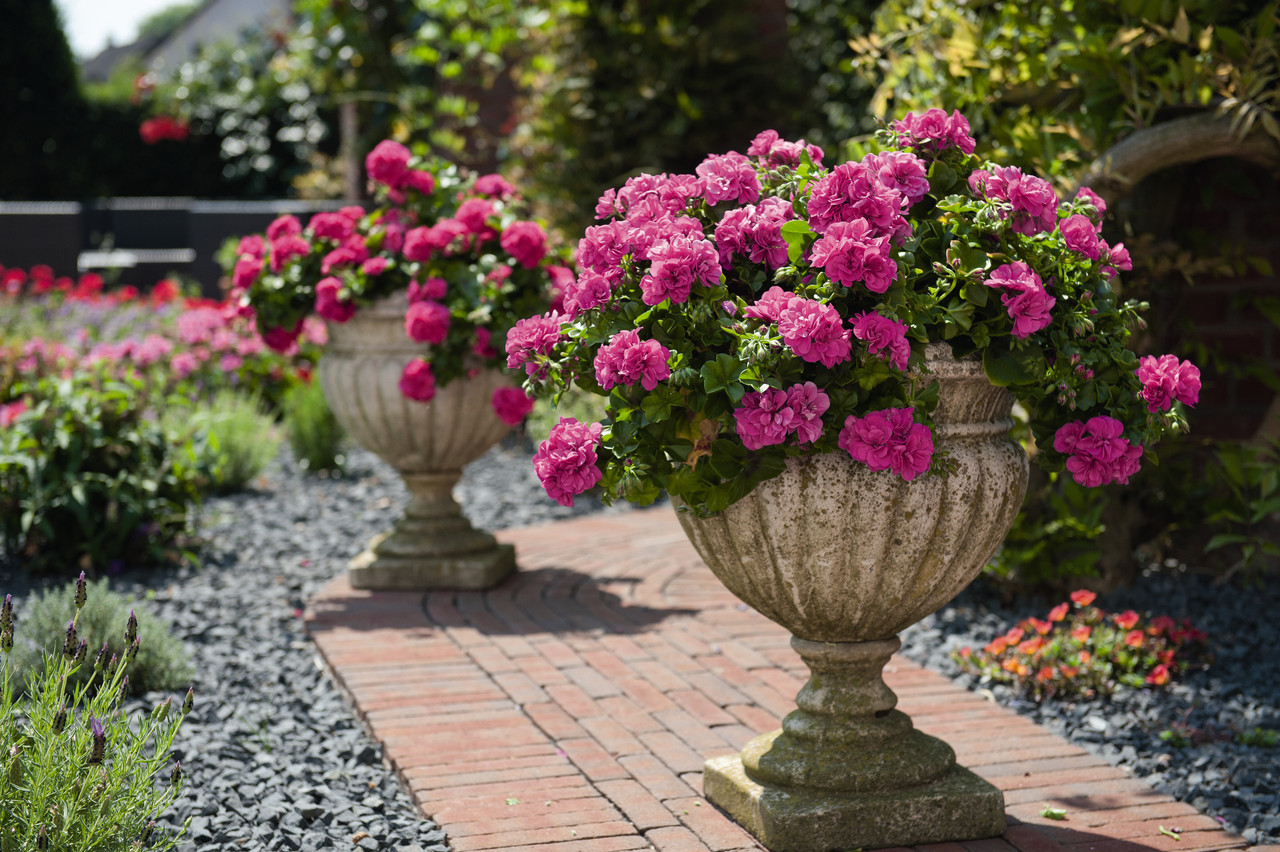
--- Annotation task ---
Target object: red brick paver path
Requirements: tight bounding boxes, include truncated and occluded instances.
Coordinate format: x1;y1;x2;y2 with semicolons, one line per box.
305;508;1271;852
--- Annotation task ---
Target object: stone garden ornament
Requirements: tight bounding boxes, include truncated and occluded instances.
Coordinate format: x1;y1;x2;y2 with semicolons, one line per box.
229;144;573;589
517;111;1201;850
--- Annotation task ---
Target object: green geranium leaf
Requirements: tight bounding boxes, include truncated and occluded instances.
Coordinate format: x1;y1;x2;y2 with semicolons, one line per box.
640;386;682;423
702;354;745;399
928;161;958;193
781;219;814;264
983;347;1038;387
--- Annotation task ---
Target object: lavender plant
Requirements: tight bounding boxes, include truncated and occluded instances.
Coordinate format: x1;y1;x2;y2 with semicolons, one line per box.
0;573;192;851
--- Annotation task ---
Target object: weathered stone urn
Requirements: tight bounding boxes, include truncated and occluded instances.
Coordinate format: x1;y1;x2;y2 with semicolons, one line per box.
677;343;1029;852
318;298;516;590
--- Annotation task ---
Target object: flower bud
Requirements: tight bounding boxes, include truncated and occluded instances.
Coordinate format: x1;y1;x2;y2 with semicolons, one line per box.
105;653;118;675
124;609;138;646
120;674;130;702
126;637;140;664
52;704;67;735
141;821;156;843
87;716;106;765
73;639;88;666
93;642;108;671
36;825;48;851
62;620;77;658
1;594;11;631
153;697;172;721
182;687;194;716
170;761;183;786
1;626;12;655
75;571;88;610
7;744;20;786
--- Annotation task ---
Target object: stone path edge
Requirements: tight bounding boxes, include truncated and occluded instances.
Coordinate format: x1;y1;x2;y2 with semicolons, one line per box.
305;507;1273;852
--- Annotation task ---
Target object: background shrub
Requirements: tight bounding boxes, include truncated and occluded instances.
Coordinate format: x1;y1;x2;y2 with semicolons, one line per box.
0;371;211;575
8;577;192;697
282;378;344;474
173;389;281;494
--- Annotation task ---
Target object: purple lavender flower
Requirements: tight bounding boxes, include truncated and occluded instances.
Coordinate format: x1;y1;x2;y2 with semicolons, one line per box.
87;715;106;764
74;571;87;609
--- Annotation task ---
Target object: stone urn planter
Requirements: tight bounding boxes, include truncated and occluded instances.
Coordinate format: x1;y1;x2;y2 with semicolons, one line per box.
677;344;1029;852
318;299;516;590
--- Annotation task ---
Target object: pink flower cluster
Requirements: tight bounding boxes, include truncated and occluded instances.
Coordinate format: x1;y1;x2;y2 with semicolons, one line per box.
733;382;830;450
747;129;824;167
640;235;721;306
777;298;852;368
365;140;436;196
851;312;910;370
837;407;934;480
1135;355;1200;413
505;313;563;377
806;157;915;243
809;219;896;292
968;166;1058;236
696;152;760;206
404;300;451;344
1053;416;1143;487
985;262;1055;338
593;330;672;392
533;418;604;507
891;108;976;155
714;197;794;270
491;387;536;426
399;359;436;402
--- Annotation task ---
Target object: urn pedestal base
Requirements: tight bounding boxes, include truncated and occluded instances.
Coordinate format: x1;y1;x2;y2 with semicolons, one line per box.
346;472;515;591
704;754;1005;852
701;636;1004;852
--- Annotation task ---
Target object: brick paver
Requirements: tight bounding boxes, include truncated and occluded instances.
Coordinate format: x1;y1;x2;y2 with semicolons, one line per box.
306;507;1260;852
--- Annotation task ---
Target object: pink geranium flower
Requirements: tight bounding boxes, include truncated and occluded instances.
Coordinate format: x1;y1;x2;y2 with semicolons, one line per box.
1059;214;1101;260
399;358;436;402
851;311;910;370
986;262;1055;338
404;300;451;344
505;312;563;377
562;272;614;318
500;221;549;269
696;151;760;206
492;387;536;426
837;407;933;480
593;329;672;392
733;388;794;450
1135;355;1200;412
744;286;793;322
777;298;851;368
366;140;412;188
533;418;604;507
640;235;720;306
1053;416;1143;486
808;219;896;292
315;276;357;323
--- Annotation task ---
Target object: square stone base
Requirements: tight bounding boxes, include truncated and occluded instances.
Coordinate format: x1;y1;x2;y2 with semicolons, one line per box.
348;543;515;590
704;753;1006;852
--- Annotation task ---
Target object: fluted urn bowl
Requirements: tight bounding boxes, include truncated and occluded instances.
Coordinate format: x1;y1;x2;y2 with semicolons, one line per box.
676;343;1029;852
318;297;516;590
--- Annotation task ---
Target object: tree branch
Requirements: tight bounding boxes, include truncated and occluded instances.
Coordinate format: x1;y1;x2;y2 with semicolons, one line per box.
1078;111;1280;203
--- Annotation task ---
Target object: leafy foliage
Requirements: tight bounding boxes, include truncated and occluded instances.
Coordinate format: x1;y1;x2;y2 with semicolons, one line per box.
282;378;344;475
0;370;211;575
850;0;1280;184
6;578;192;698
175;390;281;493
516;0;850;230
